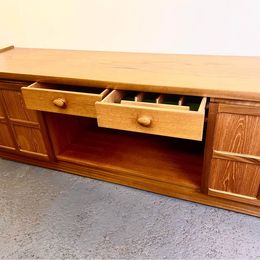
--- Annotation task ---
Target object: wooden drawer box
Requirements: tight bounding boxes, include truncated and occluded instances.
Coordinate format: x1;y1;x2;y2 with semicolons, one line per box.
22;82;110;118
96;90;207;141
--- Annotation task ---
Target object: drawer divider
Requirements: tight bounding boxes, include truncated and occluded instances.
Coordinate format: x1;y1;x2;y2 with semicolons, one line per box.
199;97;207;112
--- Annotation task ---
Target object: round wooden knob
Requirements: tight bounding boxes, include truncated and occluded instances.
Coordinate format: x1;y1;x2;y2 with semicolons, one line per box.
137;116;152;127
53;98;67;108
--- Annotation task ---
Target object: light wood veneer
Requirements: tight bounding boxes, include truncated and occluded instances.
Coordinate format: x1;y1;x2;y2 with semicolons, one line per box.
96;90;206;141
0;46;260;217
205;101;260;208
1;47;260;101
0;80;51;159
22;82;110;118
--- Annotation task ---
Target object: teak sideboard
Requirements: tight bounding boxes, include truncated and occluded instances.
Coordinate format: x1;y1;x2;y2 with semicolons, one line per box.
0;46;260;217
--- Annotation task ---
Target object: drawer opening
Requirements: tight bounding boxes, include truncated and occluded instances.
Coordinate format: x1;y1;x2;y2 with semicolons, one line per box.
96;90;207;141
45;113;204;191
25;82;109;95
111;90;205;111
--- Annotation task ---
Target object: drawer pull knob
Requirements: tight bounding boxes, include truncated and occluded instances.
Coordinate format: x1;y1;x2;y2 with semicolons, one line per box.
53;98;67;108
137;116;152;127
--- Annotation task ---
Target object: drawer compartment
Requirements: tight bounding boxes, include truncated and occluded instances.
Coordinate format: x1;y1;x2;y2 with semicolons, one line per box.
22;82;110;118
96;90;207;141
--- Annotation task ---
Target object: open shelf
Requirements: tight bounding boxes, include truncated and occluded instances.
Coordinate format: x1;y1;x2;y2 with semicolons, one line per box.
45;114;204;190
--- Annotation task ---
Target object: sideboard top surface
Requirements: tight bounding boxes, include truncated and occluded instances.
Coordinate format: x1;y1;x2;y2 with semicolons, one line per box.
1;47;260;101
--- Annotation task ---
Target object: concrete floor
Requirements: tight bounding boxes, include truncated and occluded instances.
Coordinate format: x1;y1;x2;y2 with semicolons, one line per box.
0;158;259;259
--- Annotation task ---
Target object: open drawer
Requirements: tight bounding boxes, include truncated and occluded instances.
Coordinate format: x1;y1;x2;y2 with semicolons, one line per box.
96;90;207;141
22;82;110;118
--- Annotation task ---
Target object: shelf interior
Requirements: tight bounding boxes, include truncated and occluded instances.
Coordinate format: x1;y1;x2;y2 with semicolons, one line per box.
45;113;204;189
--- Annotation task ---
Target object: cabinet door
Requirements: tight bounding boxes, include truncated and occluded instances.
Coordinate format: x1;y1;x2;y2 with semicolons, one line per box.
12;124;48;158
0;98;16;150
1;89;38;122
0;82;51;159
205;102;260;206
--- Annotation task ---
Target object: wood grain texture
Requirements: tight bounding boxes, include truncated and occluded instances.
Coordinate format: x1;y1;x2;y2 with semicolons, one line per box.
1;89;38;122
204;101;260;207
12;124;48;157
0;101;4;118
22;82;109;118
1;47;260;101
213;150;260;165
209;159;260;206
0;81;51;159
0;122;15;150
0;88;19;152
211;98;260;107
45;114;204;189
213;113;260;156
218;103;260;116
45;113;86;155
208;189;260;205
96;90;206;141
201;102;218;193
1;55;260;216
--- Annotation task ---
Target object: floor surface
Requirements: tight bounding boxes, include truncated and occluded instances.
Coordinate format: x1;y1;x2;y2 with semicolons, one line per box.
0;158;259;259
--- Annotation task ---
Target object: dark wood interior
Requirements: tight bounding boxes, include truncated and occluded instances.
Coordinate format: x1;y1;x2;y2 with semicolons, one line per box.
45;113;204;189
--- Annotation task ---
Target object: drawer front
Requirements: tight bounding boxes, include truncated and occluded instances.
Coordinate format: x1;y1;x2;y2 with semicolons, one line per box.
96;90;206;141
22;83;109;118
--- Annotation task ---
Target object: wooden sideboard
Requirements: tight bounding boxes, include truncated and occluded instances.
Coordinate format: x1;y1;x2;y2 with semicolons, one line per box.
0;46;259;217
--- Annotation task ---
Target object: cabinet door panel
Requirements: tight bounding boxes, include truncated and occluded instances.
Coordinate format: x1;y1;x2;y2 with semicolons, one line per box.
13;125;48;158
214;113;260;156
205;102;260;208
0;102;5;118
0;122;15;150
1;89;38;122
209;159;260;206
0;84;51;159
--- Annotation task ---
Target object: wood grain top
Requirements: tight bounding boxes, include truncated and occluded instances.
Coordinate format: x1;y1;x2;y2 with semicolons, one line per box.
1;47;260;101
